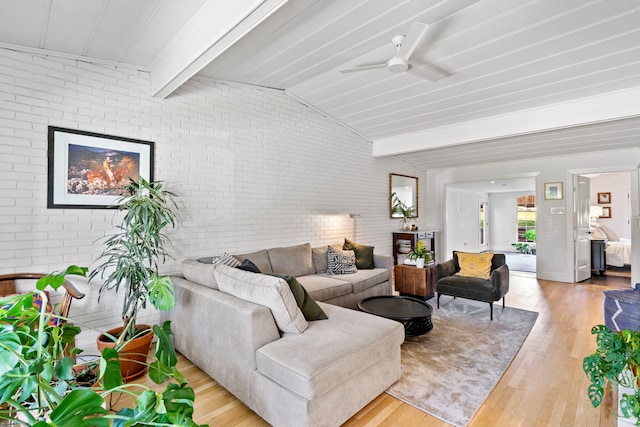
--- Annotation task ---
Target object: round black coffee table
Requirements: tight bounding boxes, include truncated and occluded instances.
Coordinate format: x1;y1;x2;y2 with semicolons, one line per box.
358;296;433;337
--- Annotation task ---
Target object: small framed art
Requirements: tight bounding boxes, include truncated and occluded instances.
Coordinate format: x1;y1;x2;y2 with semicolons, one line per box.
544;182;563;200
597;192;611;204
47;126;154;209
601;206;611;218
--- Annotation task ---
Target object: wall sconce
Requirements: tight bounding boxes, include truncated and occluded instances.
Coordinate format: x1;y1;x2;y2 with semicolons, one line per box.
349;213;360;240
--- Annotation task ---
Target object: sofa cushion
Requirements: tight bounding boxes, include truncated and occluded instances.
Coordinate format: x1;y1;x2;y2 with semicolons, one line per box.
312;245;329;273
268;273;328;321
181;259;220;290
343;238;375;269
267;243;315;277
327;246;357;275
214;265;308;334
456;252;494;279
296;275;352;302
438;275;495;301
256;302;404;400
319;268;390;294
234;249;273;274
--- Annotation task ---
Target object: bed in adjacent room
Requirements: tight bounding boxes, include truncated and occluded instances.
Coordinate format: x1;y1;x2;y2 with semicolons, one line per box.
591;223;631;268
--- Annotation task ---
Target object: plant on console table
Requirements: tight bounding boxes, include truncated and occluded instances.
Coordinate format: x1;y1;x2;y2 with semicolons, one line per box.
583;325;640;423
90;177;179;380
391;192;417;230
407;241;434;268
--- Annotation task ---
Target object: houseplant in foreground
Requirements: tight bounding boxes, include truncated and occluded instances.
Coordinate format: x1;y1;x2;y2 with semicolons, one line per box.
90;177;179;379
0;267;203;426
583;324;640;423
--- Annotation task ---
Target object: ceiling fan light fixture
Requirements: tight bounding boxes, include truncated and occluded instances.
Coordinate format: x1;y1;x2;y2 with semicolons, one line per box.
387;57;408;72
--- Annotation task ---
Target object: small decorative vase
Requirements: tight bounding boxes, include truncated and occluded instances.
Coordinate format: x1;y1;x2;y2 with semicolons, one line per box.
415;258;425;268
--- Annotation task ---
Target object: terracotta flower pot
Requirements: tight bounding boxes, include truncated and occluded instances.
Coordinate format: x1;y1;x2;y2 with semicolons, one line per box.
97;324;153;382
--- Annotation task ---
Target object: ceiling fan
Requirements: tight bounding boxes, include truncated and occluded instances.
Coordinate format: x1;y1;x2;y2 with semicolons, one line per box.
340;22;447;81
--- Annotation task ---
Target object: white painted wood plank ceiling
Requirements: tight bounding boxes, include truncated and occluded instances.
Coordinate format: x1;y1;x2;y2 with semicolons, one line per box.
1;0;639;169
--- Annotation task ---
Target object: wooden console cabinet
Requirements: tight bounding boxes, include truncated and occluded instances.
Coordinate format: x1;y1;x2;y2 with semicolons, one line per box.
394;264;436;300
392;231;438;265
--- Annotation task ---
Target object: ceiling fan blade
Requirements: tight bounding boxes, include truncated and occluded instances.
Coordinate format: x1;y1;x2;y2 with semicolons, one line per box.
408;63;448;81
398;22;429;61
339;63;387;73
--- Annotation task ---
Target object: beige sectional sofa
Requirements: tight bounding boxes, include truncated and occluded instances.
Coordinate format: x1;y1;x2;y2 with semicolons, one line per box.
164;242;404;427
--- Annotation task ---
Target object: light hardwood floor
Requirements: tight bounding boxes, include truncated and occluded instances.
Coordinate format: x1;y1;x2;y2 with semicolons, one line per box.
135;271;630;426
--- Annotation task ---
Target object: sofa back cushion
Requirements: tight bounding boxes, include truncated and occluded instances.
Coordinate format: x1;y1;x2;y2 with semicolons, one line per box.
268;243;315;277
214;265;308;334
311;246;327;273
234;249;273;273
182;259;220;289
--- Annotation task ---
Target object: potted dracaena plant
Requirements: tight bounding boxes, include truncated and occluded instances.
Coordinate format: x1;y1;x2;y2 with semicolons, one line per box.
89;177;178;380
583;324;640;423
0;266;203;427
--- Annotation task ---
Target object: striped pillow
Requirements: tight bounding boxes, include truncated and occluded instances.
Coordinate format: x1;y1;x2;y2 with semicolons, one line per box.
327;246;357;275
212;252;241;268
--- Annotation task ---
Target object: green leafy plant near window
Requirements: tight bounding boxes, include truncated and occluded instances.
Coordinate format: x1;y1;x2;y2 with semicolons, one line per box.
583;325;640;423
512;229;537;254
0;266;204;426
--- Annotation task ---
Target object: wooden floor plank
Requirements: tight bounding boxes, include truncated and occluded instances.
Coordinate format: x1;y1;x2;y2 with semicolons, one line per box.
131;271;629;426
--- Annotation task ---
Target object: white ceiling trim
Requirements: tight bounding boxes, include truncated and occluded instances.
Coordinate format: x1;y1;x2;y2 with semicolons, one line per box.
150;0;290;98
0;42;150;72
372;85;640;157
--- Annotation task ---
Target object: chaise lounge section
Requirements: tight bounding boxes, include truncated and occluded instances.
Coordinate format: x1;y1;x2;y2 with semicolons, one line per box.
164;242;404;427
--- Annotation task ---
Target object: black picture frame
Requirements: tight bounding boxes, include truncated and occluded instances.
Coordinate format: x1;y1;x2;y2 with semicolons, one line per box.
47;126;154;209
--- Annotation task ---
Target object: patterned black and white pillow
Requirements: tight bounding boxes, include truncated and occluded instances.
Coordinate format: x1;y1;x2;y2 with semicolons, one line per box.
212;252;241;268
327;246;357;275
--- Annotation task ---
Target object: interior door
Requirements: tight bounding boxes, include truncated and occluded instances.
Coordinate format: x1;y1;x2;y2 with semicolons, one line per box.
479;198;488;252
574;175;591;282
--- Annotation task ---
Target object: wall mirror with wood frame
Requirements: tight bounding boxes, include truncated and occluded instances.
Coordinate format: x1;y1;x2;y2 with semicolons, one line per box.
390;173;418;219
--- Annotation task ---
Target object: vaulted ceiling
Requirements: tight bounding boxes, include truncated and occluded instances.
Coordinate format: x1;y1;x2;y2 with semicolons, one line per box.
1;0;639;170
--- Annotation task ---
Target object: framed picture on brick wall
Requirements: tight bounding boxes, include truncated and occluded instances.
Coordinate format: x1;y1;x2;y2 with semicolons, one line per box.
47;126;154;209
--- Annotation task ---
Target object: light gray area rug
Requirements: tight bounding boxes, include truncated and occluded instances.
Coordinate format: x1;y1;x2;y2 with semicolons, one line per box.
386;297;538;427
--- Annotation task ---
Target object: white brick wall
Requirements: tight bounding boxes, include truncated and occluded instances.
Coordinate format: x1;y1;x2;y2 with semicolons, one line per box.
0;48;423;353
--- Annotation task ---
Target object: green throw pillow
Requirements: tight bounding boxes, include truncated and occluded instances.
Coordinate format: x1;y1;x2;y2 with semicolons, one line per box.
268;273;328;321
343;238;375;269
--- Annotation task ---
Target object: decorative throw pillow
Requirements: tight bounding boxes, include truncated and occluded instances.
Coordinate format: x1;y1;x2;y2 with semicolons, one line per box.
211;252;241;267
327;246;357;275
214;265;308;334
590;225;607;240
599;225;620;242
343;238;375;269
268;273;328;321
1;291;57;326
237;259;262;273
456;252;494;279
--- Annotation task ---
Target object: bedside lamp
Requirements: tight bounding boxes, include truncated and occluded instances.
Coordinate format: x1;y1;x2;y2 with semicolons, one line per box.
590;205;603;224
